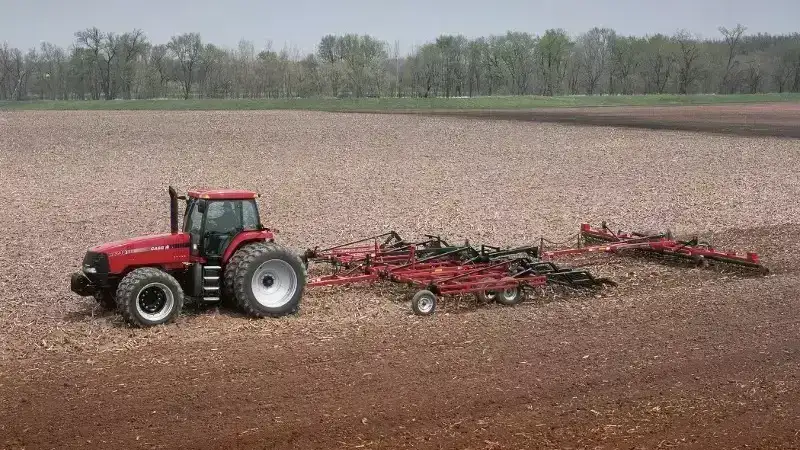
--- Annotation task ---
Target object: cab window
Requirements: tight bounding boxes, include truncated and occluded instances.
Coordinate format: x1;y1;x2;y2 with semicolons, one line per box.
242;200;260;231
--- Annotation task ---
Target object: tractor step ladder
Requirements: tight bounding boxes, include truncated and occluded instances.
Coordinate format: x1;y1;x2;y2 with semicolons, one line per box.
202;265;222;301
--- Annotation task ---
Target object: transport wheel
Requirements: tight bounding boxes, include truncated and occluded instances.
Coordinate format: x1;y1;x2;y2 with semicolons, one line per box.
693;255;710;268
115;267;184;327
227;242;307;318
411;290;437;316
475;277;498;303
495;280;525;306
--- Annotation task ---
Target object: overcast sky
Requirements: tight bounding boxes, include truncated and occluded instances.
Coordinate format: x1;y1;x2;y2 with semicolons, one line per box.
2;0;798;56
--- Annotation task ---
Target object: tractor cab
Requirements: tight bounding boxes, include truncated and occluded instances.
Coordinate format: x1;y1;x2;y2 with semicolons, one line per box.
176;188;264;263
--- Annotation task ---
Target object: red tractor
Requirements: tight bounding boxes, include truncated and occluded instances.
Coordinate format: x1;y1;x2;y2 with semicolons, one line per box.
69;186;307;327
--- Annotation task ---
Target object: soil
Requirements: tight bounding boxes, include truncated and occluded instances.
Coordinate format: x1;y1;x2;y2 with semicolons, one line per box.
0;105;799;449
369;102;800;138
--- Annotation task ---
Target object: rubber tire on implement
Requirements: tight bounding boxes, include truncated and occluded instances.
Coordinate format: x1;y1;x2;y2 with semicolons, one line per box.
226;242;307;318
411;290;437;316
494;280;525;306
475;277;498;303
115;267;184;328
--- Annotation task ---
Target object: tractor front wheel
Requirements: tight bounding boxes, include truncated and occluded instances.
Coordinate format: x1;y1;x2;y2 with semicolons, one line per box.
115;267;184;327
226;242;307;318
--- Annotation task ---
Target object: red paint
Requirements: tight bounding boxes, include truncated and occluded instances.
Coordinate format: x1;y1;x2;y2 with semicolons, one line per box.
565;223;765;269
305;238;546;296
91;232;192;275
187;189;258;200
93;229;275;275
221;230;275;263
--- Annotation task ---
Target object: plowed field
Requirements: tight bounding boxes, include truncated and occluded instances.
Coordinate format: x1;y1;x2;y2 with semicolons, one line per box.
1;105;798;449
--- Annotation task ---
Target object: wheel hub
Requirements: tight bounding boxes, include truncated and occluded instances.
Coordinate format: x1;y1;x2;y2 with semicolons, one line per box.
250;259;298;308
139;286;167;313
418;297;433;312
135;282;175;322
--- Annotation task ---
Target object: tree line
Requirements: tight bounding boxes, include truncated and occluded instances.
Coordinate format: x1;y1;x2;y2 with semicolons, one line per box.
2;24;800;101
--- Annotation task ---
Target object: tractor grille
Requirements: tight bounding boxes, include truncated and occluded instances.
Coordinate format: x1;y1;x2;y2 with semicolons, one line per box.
82;251;109;275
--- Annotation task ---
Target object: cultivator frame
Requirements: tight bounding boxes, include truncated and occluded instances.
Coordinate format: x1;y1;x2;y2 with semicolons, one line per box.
302;221;768;316
560;222;766;270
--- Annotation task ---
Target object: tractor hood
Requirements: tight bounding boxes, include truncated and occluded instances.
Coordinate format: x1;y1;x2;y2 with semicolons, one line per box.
89;233;191;256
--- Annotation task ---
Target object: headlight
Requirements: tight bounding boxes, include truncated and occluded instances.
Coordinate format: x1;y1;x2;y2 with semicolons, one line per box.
82;251;109;275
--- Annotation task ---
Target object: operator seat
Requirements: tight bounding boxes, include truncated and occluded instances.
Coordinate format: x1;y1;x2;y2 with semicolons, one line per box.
204;201;239;258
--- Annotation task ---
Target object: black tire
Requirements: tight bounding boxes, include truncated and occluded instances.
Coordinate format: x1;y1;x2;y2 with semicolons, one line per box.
228;242;307;318
495;279;525;306
411;290;437;316
115;267;184;327
474;277;498;303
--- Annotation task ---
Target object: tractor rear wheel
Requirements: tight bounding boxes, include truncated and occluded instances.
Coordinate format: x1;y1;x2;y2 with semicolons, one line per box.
115;267;184;327
226;242;306;318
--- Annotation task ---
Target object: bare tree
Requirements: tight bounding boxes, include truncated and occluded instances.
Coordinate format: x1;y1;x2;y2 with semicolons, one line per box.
6;24;800;100
167;33;202;99
744;55;764;93
640;34;674;94
537;29;571;95
119;29;147;99
719;24;747;93
498;31;537;95
675;30;702;94
610;37;642;94
578;27;615;94
74;27;103;99
0;43;9;99
148;44;169;98
335;34;387;97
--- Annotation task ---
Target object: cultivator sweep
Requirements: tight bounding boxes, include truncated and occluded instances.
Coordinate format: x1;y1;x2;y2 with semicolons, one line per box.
302;222;768;316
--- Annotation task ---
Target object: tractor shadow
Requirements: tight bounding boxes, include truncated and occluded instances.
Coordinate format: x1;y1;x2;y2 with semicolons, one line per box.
61;296;251;326
180;298;252;320
62;300;122;324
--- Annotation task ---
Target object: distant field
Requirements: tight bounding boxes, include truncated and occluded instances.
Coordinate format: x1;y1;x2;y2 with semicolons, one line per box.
2;93;800;111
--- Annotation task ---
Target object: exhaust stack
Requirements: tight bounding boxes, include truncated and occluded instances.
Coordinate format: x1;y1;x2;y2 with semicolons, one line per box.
168;186;179;234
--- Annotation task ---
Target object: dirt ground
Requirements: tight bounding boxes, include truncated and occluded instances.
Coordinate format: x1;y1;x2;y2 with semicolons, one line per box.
1;104;799;449
377;102;800;138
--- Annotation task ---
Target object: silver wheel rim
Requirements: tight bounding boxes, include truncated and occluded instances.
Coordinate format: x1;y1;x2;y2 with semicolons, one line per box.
136;282;175;322
502;287;518;302
251;259;298;308
417;295;434;313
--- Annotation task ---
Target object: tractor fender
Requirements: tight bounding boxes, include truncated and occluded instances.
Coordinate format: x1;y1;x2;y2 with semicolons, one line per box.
222;230;276;264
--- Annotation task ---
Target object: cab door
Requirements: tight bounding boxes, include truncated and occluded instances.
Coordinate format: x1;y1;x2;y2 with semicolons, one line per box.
201;200;243;261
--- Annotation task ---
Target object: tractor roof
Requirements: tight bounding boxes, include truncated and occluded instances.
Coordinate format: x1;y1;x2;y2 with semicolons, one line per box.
187;188;259;200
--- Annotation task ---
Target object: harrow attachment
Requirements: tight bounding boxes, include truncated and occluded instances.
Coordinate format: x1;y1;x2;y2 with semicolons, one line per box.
302;222;767;316
542;222;769;273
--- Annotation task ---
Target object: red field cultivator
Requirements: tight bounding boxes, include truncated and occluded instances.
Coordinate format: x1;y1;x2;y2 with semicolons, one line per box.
302;222;768;315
